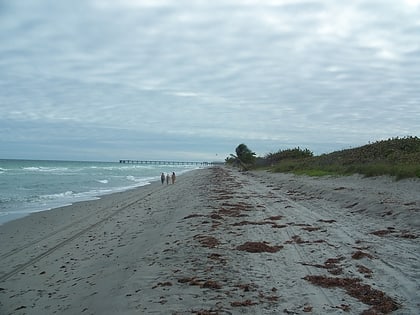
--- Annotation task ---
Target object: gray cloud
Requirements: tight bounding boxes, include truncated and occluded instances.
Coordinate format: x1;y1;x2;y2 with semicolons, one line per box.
1;0;419;161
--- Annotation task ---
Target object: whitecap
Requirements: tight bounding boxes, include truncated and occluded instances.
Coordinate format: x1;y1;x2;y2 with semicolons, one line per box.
126;175;136;181
40;191;75;200
23;166;70;173
23;167;40;171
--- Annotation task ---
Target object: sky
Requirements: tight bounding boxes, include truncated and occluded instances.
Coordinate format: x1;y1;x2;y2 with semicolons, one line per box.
1;0;419;162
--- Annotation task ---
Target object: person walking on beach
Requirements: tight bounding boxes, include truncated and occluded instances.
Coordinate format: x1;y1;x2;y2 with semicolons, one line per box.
166;173;170;185
171;172;176;184
161;173;165;185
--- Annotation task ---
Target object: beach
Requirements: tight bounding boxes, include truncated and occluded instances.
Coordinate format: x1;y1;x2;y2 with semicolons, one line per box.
0;166;419;314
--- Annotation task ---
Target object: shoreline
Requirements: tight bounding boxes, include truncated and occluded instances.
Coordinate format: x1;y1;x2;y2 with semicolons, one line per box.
0;158;201;227
0;180;158;227
1;167;419;314
0;172;170;258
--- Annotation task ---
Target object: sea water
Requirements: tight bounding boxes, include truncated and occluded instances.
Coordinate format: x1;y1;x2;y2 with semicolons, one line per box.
0;159;200;225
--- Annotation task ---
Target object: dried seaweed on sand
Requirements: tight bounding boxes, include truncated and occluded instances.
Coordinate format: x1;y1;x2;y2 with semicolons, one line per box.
231;299;258;307
304;275;399;314
236;241;283;253
194;235;220;248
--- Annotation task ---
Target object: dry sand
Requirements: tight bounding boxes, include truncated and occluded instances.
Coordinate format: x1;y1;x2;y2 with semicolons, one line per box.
0;166;419;314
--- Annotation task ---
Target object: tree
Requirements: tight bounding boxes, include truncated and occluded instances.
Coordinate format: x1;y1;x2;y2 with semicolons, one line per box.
235;143;256;164
227;143;256;170
225;143;257;169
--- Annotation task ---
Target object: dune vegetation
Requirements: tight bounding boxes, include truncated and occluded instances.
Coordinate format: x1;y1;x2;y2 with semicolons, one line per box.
227;136;420;179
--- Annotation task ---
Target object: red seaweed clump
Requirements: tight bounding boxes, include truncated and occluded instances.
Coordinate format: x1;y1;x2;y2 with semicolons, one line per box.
304;275;399;314
236;242;283;253
352;250;373;260
230;300;258;307
194;235;220;248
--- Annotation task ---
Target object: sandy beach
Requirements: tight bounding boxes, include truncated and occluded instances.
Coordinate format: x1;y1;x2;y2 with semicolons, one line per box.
0;166;419;314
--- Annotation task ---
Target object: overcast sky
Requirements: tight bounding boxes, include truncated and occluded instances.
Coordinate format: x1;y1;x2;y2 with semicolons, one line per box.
1;0;419;162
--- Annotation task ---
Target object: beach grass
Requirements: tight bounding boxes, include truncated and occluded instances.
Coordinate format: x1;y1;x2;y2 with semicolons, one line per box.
262;136;420;179
272;161;420;179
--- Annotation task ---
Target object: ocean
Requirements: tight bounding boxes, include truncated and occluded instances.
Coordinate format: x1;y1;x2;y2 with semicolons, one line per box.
0;159;201;226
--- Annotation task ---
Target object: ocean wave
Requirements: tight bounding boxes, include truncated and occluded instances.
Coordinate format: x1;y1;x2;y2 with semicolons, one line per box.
0;160;199;226
40;190;75;200
126;175;139;182
40;187;123;202
23;167;70;172
22;167;40;171
0;197;13;204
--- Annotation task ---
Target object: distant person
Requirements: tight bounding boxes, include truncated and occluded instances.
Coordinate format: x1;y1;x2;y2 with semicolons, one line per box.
171;172;176;184
161;173;165;185
166;173;170;185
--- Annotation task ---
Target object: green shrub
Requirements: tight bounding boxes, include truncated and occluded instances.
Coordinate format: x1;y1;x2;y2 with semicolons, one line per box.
267;137;420;179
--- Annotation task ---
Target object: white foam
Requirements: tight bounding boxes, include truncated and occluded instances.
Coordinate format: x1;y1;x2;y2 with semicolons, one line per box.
23;166;69;172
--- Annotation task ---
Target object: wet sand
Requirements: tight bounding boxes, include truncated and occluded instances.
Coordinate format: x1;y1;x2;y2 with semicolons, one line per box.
0;166;419;314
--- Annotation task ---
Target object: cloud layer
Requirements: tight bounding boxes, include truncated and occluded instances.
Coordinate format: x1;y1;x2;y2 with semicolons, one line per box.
1;0;419;160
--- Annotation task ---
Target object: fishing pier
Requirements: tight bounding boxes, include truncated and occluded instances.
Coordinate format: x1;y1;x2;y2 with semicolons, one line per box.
119;160;212;166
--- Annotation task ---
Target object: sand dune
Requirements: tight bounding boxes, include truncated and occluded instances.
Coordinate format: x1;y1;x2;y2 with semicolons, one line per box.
0;167;418;314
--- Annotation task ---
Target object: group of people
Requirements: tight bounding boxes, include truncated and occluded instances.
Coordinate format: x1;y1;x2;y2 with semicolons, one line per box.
161;172;176;185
